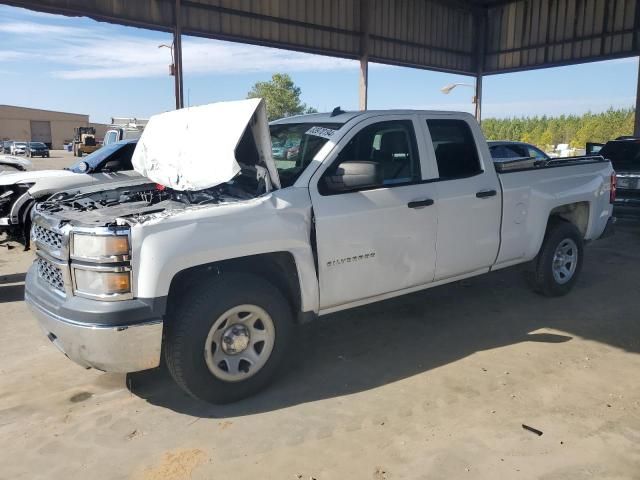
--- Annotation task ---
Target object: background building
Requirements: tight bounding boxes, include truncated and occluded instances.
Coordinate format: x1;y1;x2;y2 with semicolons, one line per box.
0;105;109;149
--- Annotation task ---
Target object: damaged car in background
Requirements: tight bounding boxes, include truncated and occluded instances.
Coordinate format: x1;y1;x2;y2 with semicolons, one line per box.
0;154;32;173
25;98;615;404
0;139;140;247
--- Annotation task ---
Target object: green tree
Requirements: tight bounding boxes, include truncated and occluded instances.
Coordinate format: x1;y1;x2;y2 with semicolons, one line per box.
247;73;317;121
482;107;636;150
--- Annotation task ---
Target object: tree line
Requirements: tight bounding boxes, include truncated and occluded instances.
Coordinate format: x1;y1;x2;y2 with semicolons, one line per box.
481;108;635;149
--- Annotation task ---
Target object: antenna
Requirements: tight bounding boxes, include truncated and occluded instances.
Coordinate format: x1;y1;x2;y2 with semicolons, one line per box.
330;106;345;117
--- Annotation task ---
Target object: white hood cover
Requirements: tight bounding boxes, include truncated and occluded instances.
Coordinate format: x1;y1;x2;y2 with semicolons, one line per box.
132;98;279;191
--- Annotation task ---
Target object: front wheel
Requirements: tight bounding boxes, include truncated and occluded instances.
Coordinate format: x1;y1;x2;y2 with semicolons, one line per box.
526;220;584;297
164;272;293;404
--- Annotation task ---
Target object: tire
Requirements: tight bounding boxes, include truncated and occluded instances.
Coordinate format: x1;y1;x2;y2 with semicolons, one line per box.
526;220;584;297
164;272;293;404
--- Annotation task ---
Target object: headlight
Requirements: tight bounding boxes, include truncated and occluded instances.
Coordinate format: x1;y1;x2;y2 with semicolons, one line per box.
73;267;131;299
71;232;129;261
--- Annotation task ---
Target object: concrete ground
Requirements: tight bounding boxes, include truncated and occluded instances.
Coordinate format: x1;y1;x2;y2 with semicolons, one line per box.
23;149;77;171
1;169;639;478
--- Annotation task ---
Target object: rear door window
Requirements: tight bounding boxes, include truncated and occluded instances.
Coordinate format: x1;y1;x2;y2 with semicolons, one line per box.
427;119;482;179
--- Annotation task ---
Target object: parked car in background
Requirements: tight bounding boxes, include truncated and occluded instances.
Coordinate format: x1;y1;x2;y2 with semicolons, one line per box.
26;142;50;158
25;99;615;404
589;137;640;208
0;139;140;247
488;140;550;162
10;141;27;155
2;141;14;154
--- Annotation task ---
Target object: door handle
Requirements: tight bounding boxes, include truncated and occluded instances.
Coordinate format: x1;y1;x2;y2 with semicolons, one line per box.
476;189;497;199
408;199;434;209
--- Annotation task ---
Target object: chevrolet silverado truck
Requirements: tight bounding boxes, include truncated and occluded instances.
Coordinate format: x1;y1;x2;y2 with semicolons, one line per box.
0;139;140;247
25;99;615;404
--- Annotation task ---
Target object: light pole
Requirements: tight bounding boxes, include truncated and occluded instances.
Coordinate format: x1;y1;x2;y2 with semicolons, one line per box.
440;82;482;123
159;43;183;110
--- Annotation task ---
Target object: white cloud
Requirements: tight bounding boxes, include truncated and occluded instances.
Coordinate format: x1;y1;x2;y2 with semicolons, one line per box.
0;19;359;80
0;51;26;61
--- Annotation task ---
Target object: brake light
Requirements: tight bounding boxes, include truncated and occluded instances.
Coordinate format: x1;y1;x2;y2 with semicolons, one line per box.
610;173;616;204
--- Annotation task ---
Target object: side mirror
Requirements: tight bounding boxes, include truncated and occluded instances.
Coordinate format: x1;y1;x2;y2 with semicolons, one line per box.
323;160;382;193
77;161;89;173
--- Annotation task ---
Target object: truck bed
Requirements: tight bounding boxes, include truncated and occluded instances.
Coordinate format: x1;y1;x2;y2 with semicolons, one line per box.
494;157;614;270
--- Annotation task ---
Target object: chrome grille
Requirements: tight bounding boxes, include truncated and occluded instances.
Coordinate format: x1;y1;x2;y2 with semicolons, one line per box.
36;257;64;293
32;224;63;250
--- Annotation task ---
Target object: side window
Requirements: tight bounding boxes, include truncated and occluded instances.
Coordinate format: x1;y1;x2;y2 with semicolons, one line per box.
527;146;548;160
427;119;482;179
490;145;522;159
328;120;421;190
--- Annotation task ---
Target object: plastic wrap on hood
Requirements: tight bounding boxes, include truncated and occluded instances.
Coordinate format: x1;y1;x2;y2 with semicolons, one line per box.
132;98;279;191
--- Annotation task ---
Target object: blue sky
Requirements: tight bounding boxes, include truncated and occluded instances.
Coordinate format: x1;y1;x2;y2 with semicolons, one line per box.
0;4;637;124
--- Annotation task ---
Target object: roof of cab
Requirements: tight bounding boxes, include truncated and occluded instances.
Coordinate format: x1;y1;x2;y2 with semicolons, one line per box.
270;109;474;125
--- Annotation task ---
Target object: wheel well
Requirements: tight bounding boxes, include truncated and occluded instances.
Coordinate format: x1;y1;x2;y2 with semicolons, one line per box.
167;252;303;323
548;202;589;238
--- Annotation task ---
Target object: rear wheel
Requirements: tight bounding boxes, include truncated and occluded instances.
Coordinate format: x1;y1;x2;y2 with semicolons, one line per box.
164;272;293;404
526;220;583;297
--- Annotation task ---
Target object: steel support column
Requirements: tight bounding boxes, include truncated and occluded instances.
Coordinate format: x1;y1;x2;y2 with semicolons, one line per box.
475;74;482;123
174;0;184;110
474;8;486;124
635;57;640;137
359;0;370;111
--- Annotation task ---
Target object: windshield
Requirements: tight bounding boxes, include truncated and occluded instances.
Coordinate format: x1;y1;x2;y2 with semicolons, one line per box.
269;123;341;187
600;141;640;171
29;142;45;147
68;141;130;173
15;142;26;147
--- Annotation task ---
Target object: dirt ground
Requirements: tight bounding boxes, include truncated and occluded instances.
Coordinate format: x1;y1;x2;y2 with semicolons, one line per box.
1;177;639;478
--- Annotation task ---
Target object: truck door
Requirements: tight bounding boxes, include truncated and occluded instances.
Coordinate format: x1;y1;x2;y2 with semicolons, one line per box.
309;115;438;310
419;115;501;281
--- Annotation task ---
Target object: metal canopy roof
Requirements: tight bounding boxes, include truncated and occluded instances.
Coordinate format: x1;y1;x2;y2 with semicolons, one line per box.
6;0;639;76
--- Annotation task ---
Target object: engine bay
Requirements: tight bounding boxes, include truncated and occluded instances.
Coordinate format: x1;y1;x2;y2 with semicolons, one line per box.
36;165;267;226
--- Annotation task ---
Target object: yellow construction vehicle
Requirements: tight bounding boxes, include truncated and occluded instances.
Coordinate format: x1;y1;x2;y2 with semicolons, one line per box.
73;127;100;157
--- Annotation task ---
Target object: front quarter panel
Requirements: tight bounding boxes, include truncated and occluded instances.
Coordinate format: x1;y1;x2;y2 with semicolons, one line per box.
131;187;319;313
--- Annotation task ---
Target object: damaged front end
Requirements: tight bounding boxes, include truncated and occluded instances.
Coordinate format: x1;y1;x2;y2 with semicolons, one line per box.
24;98;290;372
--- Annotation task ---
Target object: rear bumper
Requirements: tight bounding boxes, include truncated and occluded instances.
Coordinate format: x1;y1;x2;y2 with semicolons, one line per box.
25;264;164;372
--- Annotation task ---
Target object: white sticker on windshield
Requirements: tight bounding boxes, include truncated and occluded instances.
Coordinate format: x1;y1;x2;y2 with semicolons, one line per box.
306;126;337;140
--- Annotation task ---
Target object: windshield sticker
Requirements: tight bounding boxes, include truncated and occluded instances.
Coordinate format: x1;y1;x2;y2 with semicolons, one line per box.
306;126;337;140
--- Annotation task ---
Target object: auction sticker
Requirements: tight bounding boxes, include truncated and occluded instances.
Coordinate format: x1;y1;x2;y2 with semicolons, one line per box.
306;126;337;139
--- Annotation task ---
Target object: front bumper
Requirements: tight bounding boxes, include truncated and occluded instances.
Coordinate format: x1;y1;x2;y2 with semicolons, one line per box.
25;265;164;372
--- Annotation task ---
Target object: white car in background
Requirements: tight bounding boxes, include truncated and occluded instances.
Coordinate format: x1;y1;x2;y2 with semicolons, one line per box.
10;142;27;155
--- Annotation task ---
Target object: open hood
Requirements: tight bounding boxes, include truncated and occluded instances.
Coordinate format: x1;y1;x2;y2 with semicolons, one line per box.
132;98;280;191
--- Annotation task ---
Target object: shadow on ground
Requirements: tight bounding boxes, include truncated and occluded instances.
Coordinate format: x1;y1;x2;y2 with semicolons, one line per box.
0;272;26;303
119;219;640;416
